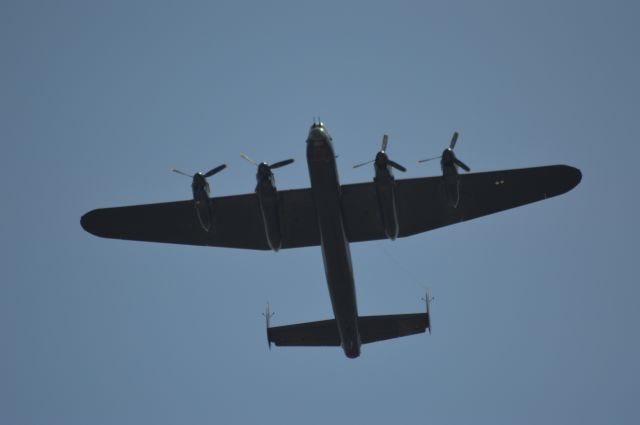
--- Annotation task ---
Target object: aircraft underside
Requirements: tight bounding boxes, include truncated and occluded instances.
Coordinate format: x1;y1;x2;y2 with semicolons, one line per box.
80;121;581;358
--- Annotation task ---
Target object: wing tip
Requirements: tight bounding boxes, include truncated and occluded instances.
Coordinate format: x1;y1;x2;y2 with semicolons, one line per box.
80;210;94;234
558;164;582;194
80;209;109;238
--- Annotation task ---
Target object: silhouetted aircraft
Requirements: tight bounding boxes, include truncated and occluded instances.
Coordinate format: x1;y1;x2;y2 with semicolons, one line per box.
80;121;581;358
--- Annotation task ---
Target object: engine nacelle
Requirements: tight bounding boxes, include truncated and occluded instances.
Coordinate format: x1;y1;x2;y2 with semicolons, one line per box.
173;164;226;233
374;174;400;240
443;175;461;209
257;185;282;251
243;158;294;251
358;136;404;241
191;174;214;232
194;198;213;232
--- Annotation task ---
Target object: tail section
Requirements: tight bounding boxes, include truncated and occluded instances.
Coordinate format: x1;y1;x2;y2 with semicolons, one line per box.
266;293;431;354
423;289;432;334
268;318;341;347
262;303;274;350
359;312;428;344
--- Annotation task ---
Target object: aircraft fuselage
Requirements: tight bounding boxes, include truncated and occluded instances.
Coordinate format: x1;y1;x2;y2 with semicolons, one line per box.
306;123;361;358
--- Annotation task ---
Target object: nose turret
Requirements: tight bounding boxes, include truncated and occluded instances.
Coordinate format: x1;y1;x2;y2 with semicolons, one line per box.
307;121;332;145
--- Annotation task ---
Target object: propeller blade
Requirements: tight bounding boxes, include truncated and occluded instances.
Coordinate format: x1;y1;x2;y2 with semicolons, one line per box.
353;159;375;169
449;131;459;150
454;158;470;172
388;160;407;172
240;152;258;166
204;163;227;178
269;158;294;169
417;156;442;163
171;169;193;178
381;134;389;152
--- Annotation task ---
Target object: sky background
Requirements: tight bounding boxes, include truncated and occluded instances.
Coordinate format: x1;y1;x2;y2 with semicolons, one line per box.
1;1;639;424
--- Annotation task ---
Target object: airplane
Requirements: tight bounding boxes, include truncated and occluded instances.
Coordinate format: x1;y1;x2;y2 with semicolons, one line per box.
80;121;582;358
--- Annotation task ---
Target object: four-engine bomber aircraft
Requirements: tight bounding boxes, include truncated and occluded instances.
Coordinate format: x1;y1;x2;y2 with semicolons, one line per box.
80;121;582;358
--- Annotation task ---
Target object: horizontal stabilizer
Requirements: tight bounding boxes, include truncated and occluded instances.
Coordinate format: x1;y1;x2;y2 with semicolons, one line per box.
359;313;429;344
268;313;429;347
268;318;340;346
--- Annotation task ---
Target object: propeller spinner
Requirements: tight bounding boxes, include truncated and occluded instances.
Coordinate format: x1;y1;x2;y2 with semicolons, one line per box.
418;131;470;172
353;134;407;172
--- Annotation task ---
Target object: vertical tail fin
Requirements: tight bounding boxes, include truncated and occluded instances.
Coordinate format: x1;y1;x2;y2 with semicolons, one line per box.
423;289;432;334
262;303;274;350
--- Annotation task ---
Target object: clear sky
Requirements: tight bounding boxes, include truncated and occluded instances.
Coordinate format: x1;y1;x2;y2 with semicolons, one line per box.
2;1;639;424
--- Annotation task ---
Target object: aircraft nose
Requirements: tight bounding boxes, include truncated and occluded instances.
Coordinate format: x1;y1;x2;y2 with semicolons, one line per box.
308;127;327;142
307;122;332;145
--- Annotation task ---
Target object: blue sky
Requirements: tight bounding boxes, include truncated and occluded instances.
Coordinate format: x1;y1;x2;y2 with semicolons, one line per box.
1;1;638;424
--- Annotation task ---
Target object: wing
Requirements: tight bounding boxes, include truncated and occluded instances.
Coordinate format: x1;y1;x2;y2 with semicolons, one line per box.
341;165;582;242
81;188;320;250
81;165;580;250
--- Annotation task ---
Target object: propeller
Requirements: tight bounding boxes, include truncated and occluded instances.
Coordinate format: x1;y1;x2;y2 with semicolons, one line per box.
171;163;227;181
203;164;227;177
418;131;470;172
171;169;193;178
449;130;459;149
353;134;406;172
240;153;295;170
